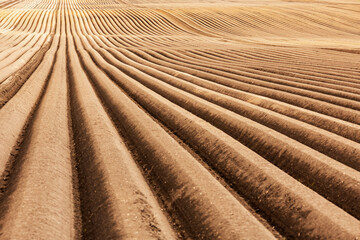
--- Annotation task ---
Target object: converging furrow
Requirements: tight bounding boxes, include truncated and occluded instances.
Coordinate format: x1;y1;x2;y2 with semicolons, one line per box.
0;0;360;239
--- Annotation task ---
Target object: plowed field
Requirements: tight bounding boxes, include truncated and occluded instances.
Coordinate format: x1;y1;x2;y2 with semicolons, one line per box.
0;0;360;239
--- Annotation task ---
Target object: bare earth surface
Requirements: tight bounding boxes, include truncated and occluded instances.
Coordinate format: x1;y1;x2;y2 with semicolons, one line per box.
0;0;360;239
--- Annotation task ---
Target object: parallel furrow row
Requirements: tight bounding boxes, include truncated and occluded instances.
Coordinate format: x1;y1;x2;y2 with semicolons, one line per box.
0;0;360;239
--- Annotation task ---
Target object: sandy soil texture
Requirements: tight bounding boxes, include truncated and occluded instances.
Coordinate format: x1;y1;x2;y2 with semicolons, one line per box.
0;0;360;239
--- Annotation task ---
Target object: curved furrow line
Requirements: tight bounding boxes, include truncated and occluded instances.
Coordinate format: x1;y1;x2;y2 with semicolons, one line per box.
100;9;172;38
171;51;360;96
95;10;122;34
12;9;38;33
0;30;54;84
250;61;360;83
160;9;224;37
277;7;358;36
135;9;180;36
0;10;22;32
0;6;79;239
88;10;110;35
253;46;360;65
253;60;360;80
0;9;50;55
78;9;176;49
251;10;320;36
144;10;188;35
1;0;360;239
98;10;131;35
0;10;52;66
0;2;59;186
250;66;360;91
76;10;205;49
0;12;55;107
125;48;360;144
155;9;218;37
124;10;165;35
70;14;277;239
1;9;30;31
0;11;35;47
0;0;23;9
231;10;288;35
189;13;234;32
155;54;360;104
185;49;360;84
113;48;360;172
176;50;360;96
265;7;352;36
133;9;183;35
141;49;360;125
212;47;360;73
81;40;360;218
169;6;354;37
105;10;139;35
0;32;36;60
271;47;360;66
306;8;360;33
131;47;360;127
66;10;178;239
235;9;308;36
227;48;360;71
193;10;254;32
283;7;360;36
215;10;268;32
112;36;136;48
172;10;234;36
74;28;360;239
117;9;154;35
249;65;360;88
155;49;360;110
90;10;118;35
74;1;360;219
23;10;45;34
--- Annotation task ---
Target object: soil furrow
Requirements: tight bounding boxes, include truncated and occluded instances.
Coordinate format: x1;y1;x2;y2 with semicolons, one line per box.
0;8;78;239
1;0;360;239
67;10;178;239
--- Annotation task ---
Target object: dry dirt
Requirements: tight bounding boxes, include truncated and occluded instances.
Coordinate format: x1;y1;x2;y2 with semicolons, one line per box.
0;0;360;239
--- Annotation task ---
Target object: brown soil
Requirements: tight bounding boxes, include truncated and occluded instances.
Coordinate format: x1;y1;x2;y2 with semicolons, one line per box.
0;0;360;239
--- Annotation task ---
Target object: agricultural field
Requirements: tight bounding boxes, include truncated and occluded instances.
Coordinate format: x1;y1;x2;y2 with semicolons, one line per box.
0;0;360;238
